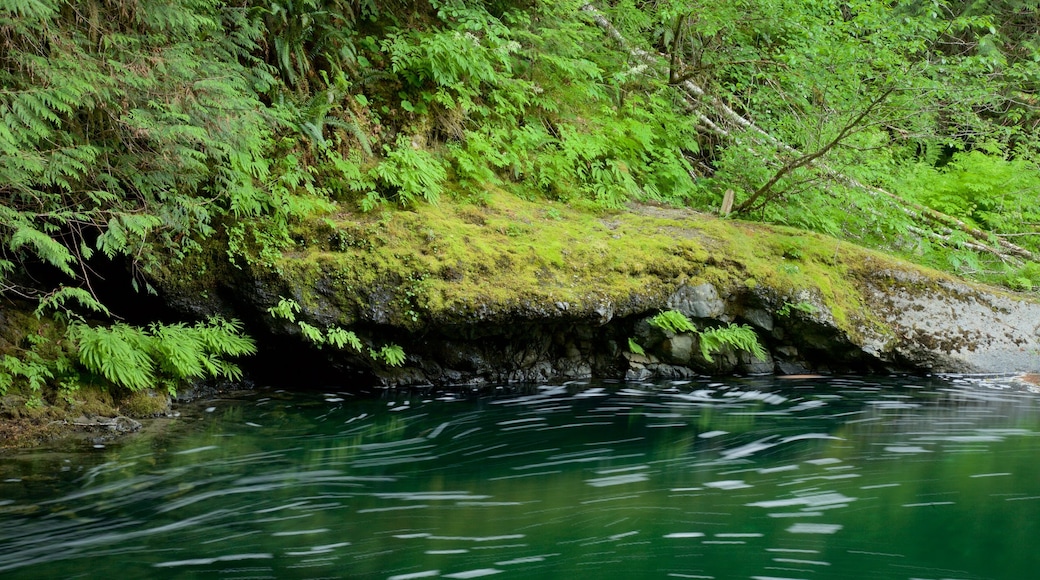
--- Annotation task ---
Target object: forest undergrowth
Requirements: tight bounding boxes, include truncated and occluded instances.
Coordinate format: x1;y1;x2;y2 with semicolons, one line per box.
2;0;1039;406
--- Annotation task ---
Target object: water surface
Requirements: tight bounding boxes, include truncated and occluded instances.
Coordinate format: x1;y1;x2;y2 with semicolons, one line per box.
2;375;1040;579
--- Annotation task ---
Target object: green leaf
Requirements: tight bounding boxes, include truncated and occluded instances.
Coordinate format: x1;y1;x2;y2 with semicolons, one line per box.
649;310;697;334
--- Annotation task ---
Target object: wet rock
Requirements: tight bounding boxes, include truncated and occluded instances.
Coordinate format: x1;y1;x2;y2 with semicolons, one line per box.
738;350;776;375
777;360;812;376
661;334;694;364
742;307;774;332
71;415;142;433
865;270;1040;373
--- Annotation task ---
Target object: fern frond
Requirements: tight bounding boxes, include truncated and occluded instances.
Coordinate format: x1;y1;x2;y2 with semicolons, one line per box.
649;310;697;334
71;323;156;392
326;326;363;351
34;286;110;317
9;225;76;276
699;324;768;362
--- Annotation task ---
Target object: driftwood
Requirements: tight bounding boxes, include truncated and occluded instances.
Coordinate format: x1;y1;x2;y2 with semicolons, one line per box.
581;4;1034;263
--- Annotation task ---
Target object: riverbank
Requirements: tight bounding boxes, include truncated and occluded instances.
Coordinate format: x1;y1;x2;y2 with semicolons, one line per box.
4;193;1040;450
157;190;1040;384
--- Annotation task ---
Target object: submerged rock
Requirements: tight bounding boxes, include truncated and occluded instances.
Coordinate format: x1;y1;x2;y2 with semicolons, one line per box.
70;415;142;433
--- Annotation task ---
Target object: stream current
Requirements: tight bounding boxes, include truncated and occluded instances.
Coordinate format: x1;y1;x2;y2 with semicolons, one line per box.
2;375;1040;579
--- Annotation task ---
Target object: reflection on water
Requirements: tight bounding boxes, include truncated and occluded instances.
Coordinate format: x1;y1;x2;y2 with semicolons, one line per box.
2;376;1040;579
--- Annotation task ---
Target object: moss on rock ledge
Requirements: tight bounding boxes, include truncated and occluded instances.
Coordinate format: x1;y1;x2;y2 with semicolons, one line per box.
151;189;1040;386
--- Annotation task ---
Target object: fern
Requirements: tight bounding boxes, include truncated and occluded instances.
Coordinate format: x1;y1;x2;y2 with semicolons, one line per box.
268;297;302;323
698;324;769;363
649;310;697;334
627;337;645;355
298;321;326;344
266;296;403;364
71;323;156;392
368;136;447;207
34;286;110;317
68;318;256;394
648;311;767;362
374;344;406;367
0;353;54;397
326;326;363;351
8;226;76;277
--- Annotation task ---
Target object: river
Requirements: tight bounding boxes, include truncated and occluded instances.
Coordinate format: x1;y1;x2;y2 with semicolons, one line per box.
2;375;1039;579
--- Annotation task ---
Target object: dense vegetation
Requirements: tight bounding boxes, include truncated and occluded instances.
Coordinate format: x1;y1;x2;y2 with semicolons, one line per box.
2;0;1040;404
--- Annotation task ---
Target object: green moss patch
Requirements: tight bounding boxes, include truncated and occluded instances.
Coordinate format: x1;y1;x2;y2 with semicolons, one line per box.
276;189;954;348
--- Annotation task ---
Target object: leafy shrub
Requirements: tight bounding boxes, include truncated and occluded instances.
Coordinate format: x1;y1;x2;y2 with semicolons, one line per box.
901;150;1040;236
364;136;448;208
0;353;54;398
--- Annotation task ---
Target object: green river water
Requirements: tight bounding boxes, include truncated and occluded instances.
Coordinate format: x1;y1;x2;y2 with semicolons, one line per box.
2;375;1040;579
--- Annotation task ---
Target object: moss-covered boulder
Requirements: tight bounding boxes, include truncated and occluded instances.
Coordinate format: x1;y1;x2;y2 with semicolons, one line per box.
155;192;1040;385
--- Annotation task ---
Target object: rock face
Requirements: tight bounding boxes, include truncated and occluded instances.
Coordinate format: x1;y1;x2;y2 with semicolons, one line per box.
865;270;1040;373
155;199;1040;387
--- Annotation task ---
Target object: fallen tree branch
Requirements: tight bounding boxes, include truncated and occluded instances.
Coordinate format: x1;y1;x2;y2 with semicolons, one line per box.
581;3;1035;262
732;88;894;214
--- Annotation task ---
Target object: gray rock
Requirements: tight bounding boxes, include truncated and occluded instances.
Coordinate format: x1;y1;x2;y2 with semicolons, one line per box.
662;334;694;364
667;283;726;319
743;307;774;331
867;270;1040;373
739;350;775;375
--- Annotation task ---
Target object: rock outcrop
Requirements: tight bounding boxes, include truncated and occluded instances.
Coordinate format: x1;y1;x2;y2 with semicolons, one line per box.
155;196;1040;386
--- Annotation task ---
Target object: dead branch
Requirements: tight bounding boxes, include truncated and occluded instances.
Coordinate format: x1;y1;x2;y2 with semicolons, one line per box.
581;3;1035;262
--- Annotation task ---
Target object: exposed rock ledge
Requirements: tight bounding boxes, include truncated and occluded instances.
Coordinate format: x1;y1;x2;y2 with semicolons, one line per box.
157;195;1040;386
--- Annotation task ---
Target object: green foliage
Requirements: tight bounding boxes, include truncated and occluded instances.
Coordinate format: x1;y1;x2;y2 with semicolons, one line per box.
259;0;373;91
699;323;768;363
34;287;110;318
267;297;391;362
373;344;406;367
69;318;256;395
0;353;54;398
649;310;697;334
627;337;645;356
267;297;303;323
649;310;767;362
0;0;285;305
362;136;448;209
901;151;1040;235
326;327;364;351
0;326;76;401
1005;262;1040;292
777;301;817;317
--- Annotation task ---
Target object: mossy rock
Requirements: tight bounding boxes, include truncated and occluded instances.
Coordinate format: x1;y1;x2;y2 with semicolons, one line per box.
149;189;1040;384
118;389;172;417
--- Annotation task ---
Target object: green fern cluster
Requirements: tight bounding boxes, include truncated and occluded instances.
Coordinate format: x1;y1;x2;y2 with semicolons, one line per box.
698;324;769;363
0;0;287;302
340;0;699;210
0;352;56;400
649;310;698;334
68;318;256;395
647;310;768;363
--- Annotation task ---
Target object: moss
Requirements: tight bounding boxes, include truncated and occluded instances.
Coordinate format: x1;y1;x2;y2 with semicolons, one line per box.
60;387;119;417
262;186;956;357
118;389;172;417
